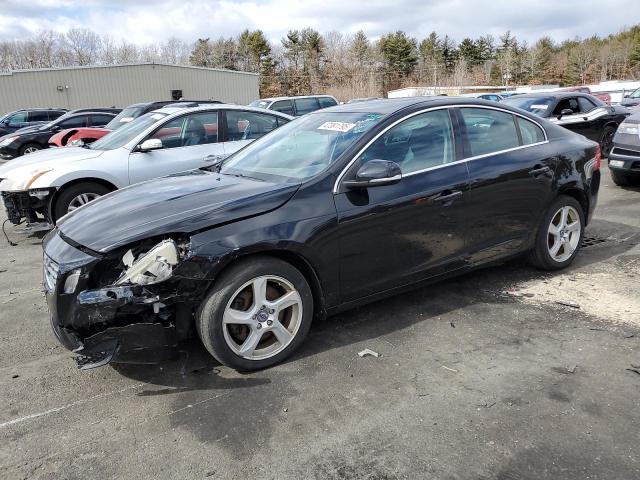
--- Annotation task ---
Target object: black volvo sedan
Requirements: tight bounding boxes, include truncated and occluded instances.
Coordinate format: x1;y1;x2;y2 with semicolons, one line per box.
502;92;628;157
42;97;601;371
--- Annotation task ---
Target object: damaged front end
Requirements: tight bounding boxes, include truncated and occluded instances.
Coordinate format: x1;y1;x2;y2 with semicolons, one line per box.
43;230;216;369
2;188;55;228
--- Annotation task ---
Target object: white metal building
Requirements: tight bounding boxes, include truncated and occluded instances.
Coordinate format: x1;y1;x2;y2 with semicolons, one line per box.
0;63;259;113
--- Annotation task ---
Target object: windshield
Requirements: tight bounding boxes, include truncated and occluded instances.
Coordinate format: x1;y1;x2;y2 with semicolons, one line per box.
105;106;145;130
249;100;271;109
221;111;384;182
89;112;168;151
630;88;640;99
502;96;554;115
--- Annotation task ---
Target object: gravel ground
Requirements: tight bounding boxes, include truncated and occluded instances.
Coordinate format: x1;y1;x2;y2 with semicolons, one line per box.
1;164;639;480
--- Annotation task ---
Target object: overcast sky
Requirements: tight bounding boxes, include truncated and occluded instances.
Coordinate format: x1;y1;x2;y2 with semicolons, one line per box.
0;0;636;45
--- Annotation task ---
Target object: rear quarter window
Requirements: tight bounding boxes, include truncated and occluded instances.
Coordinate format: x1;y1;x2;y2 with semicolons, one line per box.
318;97;338;108
294;98;320;115
516;117;545;145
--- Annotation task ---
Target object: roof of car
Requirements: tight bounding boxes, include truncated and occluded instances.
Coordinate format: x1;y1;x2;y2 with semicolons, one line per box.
506;91;591;100
258;95;337;102
152;104;294;118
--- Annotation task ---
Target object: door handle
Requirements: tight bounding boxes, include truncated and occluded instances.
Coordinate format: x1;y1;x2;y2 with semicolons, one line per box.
431;190;463;204
528;165;551;177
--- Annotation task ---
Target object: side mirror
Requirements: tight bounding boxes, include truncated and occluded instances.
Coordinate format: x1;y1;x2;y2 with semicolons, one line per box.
138;138;163;152
343;159;402;189
624;94;630;98
557;108;574;119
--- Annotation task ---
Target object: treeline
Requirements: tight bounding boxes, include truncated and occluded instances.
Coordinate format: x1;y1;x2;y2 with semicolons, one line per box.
1;26;639;99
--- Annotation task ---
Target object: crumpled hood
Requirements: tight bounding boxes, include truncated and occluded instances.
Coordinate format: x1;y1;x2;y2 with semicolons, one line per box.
0;146;103;178
57;169;300;253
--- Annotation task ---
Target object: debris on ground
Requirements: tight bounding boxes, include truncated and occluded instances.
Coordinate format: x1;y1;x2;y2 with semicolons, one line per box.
450;322;455;328
625;367;640;376
441;365;458;373
623;332;635;338
552;365;578;374
555;300;580;309
477;400;496;408
358;348;380;358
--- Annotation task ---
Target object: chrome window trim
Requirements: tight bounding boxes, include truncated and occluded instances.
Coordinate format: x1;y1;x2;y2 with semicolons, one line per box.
333;103;549;194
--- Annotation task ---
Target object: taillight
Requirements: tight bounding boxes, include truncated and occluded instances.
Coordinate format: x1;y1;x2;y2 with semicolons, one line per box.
594;145;601;170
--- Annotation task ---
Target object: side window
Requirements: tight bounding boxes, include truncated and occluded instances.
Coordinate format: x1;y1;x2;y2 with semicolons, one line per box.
182;111;218;146
89;114;114;126
460;108;519;156
49;111;66;120
7;112;28;125
516;117;545;145
59;116;88;129
226;111;278;141
577;97;597;113
271;100;294;116
294;98;320;115
276;116;290;127
355;109;455;175
553;98;579;115
28;111;50;122
150;116;186;148
318;97;338;108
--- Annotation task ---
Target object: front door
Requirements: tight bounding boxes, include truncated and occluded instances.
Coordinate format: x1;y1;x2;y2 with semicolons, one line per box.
334;108;469;302
128;111;223;185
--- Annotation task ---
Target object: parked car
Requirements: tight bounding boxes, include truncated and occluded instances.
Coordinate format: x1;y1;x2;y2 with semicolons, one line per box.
607;112;640;186
0;105;292;226
41;97;601;371
621;87;640;110
0;109;120;159
0;109;67;136
559;86;611;105
502;92;629;156
49;100;222;147
249;95;338;116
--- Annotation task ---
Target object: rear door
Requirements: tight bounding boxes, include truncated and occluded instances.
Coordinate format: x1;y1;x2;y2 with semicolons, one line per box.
222;110;284;156
88;114;115;127
128;110;224;185
459;107;557;264
334;108;469;302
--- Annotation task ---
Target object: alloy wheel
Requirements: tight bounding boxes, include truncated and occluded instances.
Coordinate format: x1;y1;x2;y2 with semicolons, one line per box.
23;146;40;154
67;193;101;212
222;275;303;360
547;205;581;262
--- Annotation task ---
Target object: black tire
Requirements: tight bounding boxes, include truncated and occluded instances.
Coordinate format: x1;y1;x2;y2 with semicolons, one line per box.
610;169;632;187
52;182;112;223
19;143;42;156
197;256;314;371
528;195;585;270
600;125;616;158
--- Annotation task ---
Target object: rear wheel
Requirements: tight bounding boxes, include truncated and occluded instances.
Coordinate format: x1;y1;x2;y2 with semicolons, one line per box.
19;143;42;156
610;169;633;187
52;182;112;223
528;195;585;270
197;256;314;371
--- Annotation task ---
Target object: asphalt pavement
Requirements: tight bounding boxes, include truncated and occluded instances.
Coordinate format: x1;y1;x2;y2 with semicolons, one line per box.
1;164;639;480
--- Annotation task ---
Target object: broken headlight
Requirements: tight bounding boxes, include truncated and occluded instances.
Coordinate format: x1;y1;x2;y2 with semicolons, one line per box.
116;239;180;286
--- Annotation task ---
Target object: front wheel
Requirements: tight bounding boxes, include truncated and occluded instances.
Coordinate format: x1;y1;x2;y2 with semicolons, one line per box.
19;143;42;156
52;182;112;223
197;256;314;371
600;126;616;158
528;195;585;270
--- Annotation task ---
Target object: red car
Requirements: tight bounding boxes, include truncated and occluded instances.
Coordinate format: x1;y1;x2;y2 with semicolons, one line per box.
48;100;222;147
560;86;611;105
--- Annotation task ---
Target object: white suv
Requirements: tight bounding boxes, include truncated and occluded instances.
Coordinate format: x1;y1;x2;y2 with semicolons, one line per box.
0;105;292;227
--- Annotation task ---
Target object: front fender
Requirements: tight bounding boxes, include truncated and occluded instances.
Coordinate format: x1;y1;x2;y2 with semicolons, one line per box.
32;169;126;190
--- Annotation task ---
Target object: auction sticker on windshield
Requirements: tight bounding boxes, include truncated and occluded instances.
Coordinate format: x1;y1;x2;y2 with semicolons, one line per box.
318;122;356;132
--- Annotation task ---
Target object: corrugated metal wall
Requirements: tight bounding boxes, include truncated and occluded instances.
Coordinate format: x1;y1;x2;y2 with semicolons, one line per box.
0;63;259;113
